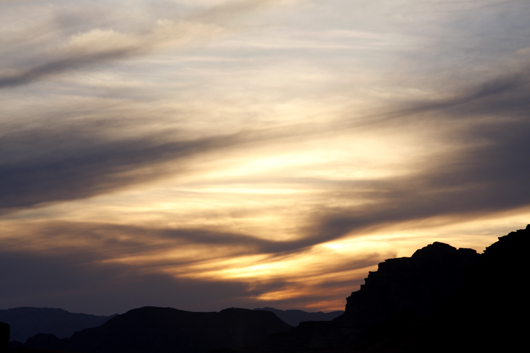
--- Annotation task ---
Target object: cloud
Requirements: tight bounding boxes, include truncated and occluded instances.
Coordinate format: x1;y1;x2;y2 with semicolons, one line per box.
0;121;246;213
0;22;213;89
0;220;385;313
3;65;529;249
0;248;261;314
0;107;324;216
304;68;530;243
0;0;290;89
1;220;385;265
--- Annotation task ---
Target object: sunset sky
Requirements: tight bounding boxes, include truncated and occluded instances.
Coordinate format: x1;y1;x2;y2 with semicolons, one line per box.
1;0;530;315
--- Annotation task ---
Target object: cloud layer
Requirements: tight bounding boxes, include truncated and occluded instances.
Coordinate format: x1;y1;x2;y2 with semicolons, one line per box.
1;0;530;314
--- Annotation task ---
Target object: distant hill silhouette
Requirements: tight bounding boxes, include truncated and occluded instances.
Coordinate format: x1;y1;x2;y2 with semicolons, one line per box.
23;307;292;353
253;308;343;327
0;308;114;343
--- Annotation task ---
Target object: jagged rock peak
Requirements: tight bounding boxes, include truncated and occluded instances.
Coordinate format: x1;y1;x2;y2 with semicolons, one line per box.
414;241;456;252
483;224;530;260
411;241;477;259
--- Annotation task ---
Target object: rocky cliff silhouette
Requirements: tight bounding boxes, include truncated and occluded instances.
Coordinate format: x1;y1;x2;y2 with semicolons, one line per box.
397;224;530;353
343;241;479;328
239;225;530;352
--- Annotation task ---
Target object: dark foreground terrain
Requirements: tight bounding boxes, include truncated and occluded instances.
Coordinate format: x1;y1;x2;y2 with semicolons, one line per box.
0;308;115;343
2;225;529;353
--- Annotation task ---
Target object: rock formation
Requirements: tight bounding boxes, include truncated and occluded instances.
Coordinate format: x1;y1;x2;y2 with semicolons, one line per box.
343;241;480;328
0;321;9;353
348;224;530;352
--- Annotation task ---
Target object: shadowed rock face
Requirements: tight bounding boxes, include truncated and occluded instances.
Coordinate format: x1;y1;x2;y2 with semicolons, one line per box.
0;322;9;353
346;225;530;353
344;241;480;328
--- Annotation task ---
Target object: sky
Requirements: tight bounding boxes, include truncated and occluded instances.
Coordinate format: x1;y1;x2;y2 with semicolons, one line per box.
1;0;530;315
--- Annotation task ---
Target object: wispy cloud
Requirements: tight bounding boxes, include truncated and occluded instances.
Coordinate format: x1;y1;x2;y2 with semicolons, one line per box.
2;65;529;242
0;0;291;89
1;0;530;314
305;68;530;243
0;123;242;213
0;219;385;313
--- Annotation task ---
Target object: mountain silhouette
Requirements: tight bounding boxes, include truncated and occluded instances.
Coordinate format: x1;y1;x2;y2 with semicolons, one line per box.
23;307;291;353
0;308;114;343
253;308;343;327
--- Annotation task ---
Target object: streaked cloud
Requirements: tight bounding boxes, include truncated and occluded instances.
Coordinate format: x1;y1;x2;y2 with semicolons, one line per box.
0;0;295;89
